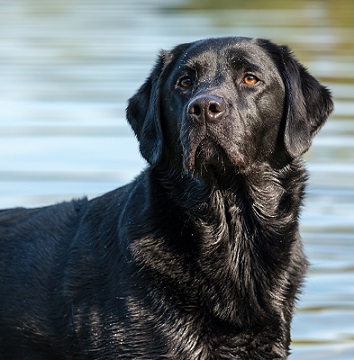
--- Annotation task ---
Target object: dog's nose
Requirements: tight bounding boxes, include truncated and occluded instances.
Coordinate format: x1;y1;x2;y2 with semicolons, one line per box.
187;95;226;123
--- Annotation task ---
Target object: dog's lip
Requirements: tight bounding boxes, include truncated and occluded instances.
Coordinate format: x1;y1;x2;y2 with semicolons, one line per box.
182;140;201;172
182;133;242;172
181;121;206;171
184;134;229;171
180;112;245;172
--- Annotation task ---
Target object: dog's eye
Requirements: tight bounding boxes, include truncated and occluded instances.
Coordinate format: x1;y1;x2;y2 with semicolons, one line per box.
243;74;259;85
178;77;193;88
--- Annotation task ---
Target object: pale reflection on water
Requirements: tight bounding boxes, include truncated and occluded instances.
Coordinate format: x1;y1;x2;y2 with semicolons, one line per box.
0;0;354;358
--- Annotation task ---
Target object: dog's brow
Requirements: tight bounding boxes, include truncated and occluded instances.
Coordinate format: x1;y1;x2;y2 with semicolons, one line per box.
226;48;253;65
184;55;215;72
229;56;263;73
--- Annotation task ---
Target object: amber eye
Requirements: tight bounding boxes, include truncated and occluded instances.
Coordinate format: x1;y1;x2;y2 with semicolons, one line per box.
243;74;259;85
178;76;193;88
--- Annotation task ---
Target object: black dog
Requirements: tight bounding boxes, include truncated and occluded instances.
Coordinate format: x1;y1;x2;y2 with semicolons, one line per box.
0;37;333;359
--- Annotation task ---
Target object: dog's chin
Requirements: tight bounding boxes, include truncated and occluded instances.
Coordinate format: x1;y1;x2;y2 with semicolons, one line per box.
183;138;242;179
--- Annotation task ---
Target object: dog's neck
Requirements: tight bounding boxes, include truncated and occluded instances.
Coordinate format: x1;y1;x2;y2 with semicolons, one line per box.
131;161;307;336
146;160;306;312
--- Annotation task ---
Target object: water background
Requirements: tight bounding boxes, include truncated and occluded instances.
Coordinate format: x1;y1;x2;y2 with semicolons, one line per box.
1;0;353;358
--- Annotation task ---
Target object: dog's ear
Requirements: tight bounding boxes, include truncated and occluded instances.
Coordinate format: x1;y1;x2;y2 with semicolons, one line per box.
126;52;168;166
280;46;333;158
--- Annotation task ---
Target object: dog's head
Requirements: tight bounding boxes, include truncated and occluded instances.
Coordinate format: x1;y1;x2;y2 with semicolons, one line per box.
127;37;333;175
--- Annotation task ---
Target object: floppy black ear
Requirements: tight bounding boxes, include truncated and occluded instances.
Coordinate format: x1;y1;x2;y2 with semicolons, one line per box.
126;53;166;166
281;46;333;158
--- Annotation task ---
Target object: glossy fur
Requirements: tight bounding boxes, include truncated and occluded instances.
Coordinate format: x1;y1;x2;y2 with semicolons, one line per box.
0;37;333;359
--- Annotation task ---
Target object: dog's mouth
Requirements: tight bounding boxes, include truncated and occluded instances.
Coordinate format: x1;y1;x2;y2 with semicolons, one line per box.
182;133;242;176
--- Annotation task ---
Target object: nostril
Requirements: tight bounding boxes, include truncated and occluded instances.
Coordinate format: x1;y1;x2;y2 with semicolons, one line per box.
208;99;226;119
189;104;202;117
209;103;220;114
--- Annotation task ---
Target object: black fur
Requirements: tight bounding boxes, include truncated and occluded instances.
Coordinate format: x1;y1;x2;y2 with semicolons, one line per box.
0;37;333;359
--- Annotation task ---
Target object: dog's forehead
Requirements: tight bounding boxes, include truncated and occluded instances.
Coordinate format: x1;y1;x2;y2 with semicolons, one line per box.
176;38;276;72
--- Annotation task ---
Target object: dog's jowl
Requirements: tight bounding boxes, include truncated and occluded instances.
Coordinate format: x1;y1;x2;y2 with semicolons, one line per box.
0;37;333;359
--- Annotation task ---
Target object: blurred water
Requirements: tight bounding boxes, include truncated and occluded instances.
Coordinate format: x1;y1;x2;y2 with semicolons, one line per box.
0;0;353;358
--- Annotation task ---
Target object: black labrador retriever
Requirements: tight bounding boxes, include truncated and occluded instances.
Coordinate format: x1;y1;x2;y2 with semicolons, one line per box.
0;37;333;359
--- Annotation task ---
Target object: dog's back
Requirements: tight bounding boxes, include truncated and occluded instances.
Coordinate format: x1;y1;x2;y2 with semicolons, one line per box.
0;200;88;355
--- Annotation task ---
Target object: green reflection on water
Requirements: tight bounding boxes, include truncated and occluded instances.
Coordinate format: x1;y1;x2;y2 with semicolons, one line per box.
169;0;354;27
